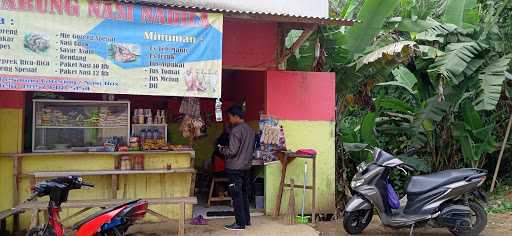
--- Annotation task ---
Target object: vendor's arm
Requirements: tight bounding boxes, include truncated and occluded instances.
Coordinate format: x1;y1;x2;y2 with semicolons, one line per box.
220;129;241;158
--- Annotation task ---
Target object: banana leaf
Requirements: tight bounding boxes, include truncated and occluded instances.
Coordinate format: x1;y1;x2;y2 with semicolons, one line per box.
346;0;401;56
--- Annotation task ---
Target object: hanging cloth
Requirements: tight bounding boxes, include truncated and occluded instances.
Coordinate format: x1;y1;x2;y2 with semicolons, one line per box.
179;97;201;118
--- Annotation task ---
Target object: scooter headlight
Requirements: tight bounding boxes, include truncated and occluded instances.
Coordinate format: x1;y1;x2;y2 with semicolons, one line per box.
351;178;364;189
356;162;368;173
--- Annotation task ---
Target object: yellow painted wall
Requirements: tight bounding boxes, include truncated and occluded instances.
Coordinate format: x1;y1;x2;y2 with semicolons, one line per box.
0;108;23;232
0;156;14;231
0;108;23;153
264;121;336;215
1;152;194;230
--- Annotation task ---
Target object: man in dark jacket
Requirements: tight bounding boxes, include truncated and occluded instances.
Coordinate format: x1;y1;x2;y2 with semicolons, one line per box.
219;105;255;231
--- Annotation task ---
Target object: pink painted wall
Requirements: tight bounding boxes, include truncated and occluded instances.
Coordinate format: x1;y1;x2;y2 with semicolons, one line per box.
265;71;335;121
223;19;278;70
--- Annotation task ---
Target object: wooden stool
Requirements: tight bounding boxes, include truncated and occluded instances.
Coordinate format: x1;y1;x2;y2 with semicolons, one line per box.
207;177;232;207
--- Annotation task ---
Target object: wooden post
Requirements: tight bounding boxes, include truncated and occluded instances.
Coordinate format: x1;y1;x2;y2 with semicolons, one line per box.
13;155;21;232
111;175;118;199
178;202;186;236
1;219;6;233
189;152;196;196
490;113;512;192
311;157;317;224
122;175;128;199
29;209;39;229
1;218;5;229
208;177;215;208
273;152;288;217
277;25;318;66
42;209;48;223
287;179;296;225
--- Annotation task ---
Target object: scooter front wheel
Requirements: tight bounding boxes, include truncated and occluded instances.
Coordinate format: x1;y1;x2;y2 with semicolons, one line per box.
26;226;55;236
26;227;41;236
343;209;373;235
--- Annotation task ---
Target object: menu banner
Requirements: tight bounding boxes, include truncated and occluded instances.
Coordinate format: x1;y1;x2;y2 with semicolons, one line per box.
0;0;223;98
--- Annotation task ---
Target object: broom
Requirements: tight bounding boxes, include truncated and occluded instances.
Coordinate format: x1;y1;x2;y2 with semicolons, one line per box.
296;161;310;224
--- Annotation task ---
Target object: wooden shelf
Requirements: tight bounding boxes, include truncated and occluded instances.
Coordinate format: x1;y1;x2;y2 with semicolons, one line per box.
36;126;128;129
16;197;198;210
30;168;196;178
1;150;195;158
210;197;232;202
132;124;167;126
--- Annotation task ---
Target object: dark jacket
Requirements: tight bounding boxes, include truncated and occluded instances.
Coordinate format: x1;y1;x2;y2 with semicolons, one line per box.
213;132;230;157
220;123;255;170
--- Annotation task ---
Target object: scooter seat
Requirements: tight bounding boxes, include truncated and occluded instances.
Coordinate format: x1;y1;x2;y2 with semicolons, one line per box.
72;200;139;230
406;169;477;195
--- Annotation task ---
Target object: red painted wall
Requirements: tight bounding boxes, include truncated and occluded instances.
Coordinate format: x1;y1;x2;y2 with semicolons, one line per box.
222;70;265;121
0;91;25;108
265;71;335;121
223;19;278;70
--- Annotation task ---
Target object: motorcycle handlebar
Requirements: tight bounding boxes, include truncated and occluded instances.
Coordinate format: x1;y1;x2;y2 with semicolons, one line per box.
26;192;38;202
81;182;95;188
401;163;416;172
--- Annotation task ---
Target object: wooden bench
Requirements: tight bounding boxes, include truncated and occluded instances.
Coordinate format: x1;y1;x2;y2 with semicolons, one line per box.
28;168;196;178
16;197;197;236
0;208;25;233
5;151;197;235
25;168;196;207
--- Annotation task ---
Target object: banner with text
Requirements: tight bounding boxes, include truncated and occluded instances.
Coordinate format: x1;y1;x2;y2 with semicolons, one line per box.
0;0;223;98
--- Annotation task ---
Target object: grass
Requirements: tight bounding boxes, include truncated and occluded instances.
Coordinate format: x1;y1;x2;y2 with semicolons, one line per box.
486;183;512;214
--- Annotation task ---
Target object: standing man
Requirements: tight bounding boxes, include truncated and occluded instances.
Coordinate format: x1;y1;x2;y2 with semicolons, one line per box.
219;105;255;231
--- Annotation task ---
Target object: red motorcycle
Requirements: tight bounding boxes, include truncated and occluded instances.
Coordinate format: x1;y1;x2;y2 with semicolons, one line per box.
26;176;148;236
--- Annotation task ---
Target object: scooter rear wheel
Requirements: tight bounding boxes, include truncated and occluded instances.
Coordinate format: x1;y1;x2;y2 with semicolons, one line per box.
449;201;487;236
343;209;373;235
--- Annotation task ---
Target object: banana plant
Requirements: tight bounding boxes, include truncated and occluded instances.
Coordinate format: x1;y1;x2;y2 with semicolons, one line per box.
339;111;377;163
453;102;497;168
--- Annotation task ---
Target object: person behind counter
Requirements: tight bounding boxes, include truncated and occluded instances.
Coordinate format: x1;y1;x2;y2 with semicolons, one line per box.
210;122;230;198
212;122;230;174
218;105;255;231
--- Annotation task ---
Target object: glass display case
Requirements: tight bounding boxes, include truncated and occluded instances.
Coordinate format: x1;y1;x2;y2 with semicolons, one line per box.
131;124;168;142
33;100;130;152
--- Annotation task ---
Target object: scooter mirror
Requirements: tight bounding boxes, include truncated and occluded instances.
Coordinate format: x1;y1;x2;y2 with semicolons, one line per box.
397;166;408;175
373;148;384;161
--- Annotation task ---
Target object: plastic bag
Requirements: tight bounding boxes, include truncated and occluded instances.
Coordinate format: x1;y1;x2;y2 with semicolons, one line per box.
386;181;400;209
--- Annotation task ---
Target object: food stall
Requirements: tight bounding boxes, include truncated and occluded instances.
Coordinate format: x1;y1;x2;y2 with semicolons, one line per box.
0;0;353;233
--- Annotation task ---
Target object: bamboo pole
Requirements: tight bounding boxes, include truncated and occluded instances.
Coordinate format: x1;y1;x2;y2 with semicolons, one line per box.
490;113;512;192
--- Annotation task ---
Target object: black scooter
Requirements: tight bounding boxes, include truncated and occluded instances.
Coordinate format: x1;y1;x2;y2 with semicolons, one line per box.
344;148;488;236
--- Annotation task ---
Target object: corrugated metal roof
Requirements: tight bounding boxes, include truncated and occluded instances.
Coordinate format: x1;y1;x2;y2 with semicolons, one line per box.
119;0;358;26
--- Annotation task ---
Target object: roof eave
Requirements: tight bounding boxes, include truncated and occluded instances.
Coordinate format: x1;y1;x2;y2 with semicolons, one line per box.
119;0;357;26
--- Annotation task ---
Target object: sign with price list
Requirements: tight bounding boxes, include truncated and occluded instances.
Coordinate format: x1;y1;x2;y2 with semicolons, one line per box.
0;0;223;98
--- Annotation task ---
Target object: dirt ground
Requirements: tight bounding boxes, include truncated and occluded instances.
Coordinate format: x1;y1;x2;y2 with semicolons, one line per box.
129;216;319;236
315;213;512;236
128;213;512;236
